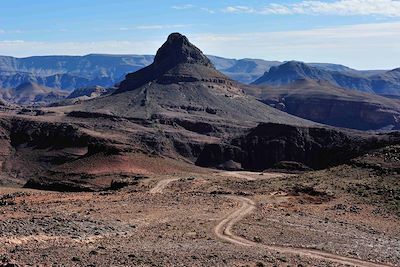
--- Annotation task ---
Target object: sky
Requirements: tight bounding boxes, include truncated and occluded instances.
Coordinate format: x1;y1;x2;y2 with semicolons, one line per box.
0;0;400;69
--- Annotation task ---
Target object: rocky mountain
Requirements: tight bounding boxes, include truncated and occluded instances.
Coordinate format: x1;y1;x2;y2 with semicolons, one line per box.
0;82;68;105
253;61;400;95
70;33;312;126
246;79;400;130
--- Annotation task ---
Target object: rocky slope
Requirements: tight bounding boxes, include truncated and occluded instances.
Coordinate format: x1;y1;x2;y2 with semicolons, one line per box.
246;79;400;130
253;61;400;95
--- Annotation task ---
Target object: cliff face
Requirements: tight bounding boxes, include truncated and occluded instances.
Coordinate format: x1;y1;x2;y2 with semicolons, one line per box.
196;123;400;171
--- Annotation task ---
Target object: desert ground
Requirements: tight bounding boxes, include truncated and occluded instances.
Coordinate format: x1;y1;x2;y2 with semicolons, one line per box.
1;161;399;267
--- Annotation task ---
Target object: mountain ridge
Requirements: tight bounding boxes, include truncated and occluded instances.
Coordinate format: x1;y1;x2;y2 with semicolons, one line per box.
1;54;392;90
253;61;400;95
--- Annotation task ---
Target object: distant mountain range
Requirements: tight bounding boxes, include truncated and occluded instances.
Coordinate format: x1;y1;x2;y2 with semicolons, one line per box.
253;61;400;96
0;54;391;92
0;54;154;90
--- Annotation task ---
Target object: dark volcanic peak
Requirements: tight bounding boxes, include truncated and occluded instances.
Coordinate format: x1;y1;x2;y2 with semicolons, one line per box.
154;33;213;68
116;33;229;94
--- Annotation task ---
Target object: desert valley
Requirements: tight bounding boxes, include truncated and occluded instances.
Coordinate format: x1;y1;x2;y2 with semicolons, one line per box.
0;27;399;267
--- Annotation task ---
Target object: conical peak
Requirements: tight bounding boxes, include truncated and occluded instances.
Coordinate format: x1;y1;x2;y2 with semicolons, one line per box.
115;33;231;94
153;33;213;68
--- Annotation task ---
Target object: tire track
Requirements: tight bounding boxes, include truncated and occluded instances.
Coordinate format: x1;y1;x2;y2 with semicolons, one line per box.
149;178;179;194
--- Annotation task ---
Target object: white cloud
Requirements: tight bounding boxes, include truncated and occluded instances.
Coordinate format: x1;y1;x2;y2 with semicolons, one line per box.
223;6;256;14
223;0;400;17
201;8;216;14
171;4;195;10
172;5;215;13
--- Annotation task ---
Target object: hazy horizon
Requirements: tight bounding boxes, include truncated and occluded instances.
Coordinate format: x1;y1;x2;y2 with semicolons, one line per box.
1;0;400;70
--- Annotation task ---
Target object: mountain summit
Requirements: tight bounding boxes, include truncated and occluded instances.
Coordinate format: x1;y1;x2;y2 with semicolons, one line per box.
154;33;213;68
116;33;229;93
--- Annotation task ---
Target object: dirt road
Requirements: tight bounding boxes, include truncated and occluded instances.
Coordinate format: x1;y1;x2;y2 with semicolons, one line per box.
215;195;392;267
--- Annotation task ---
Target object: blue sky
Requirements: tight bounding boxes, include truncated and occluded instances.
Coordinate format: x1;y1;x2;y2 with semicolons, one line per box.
1;0;400;69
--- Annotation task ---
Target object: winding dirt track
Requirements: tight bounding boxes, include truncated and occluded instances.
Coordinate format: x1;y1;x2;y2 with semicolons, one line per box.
149;178;179;194
149;176;391;266
215;195;392;267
